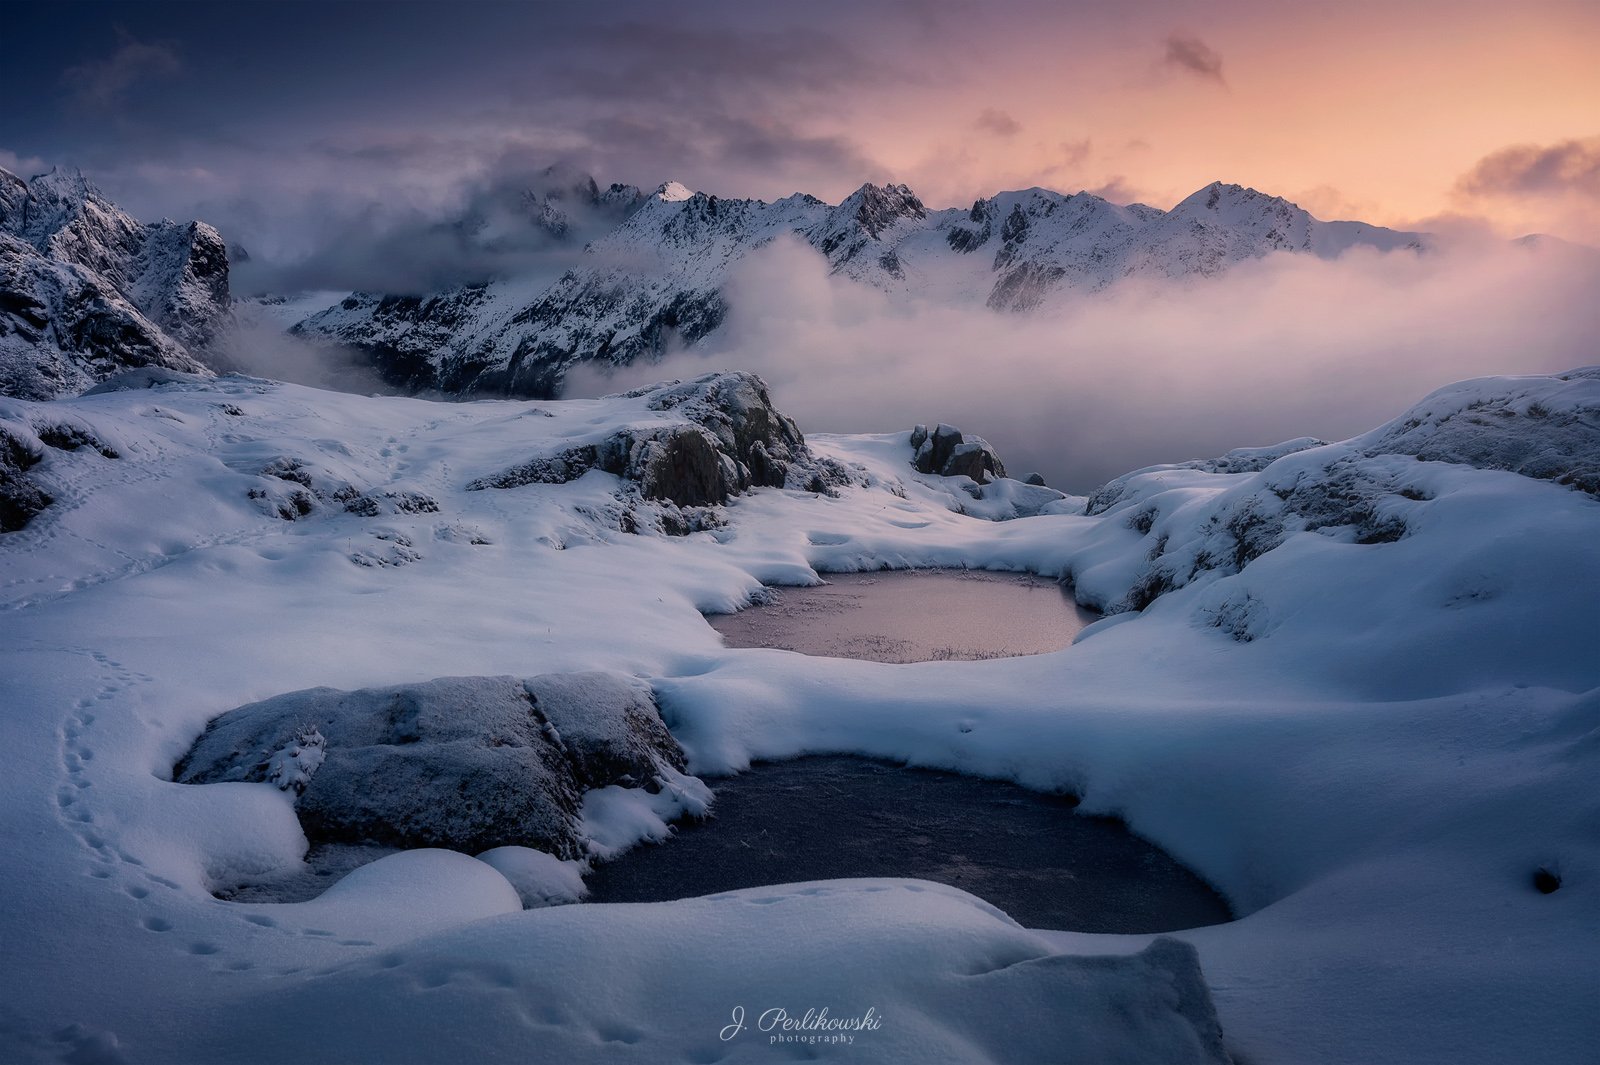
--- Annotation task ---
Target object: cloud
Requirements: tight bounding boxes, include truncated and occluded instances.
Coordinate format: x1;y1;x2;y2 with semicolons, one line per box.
974;108;1022;138
570;233;1600;492
1456;137;1600;201
1161;32;1225;86
60;30;181;109
0;148;50;179
1084;175;1144;204
229;152;649;295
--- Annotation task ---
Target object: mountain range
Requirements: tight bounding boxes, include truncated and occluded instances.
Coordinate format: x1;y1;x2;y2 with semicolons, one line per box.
293;176;1425;398
0;167;229;399
0;165;1427;401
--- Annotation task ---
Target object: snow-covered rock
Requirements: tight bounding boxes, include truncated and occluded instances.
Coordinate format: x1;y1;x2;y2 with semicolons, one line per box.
175;672;695;863
0;167;231;399
467;370;861;514
294;178;1423;397
0;420;50;531
1072;368;1600;615
911;422;1008;483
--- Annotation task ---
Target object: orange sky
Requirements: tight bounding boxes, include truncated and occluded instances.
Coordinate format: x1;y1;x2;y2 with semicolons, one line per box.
839;2;1600;240
11;0;1596;255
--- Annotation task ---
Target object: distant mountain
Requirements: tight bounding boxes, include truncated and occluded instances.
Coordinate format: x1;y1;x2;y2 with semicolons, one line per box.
0;167;231;399
0;166;1428;403
293;177;1425;398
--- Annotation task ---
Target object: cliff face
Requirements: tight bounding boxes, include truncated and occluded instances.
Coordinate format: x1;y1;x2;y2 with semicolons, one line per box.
0;166;231;399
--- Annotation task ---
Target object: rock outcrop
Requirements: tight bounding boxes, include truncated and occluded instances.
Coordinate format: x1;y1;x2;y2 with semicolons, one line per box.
468;371;859;509
175;672;694;861
910;423;1008;484
1077;367;1600;616
0;423;50;532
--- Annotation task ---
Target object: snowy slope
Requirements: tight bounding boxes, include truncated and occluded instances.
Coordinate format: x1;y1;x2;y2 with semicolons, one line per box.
0;367;1596;1063
0;167;231;399
295;178;1425;396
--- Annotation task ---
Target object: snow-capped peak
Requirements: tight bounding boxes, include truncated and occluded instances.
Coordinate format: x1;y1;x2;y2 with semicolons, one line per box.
655;181;694;203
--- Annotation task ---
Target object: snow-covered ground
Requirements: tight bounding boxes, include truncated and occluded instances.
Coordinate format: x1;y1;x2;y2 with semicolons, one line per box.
0;367;1596;1063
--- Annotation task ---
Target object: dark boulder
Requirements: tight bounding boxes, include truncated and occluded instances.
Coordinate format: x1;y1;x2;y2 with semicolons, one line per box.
912;423;1008;484
469;371;856;512
0;424;51;531
175;672;692;861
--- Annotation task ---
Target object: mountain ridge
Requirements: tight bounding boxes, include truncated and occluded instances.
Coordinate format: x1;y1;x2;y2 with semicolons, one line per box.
0;165;1431;401
0;165;231;399
292;174;1426;398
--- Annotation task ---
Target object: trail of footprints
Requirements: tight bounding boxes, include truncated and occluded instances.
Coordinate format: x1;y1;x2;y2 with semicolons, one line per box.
59;651;374;978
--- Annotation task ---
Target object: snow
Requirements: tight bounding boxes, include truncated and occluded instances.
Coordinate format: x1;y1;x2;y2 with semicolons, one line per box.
0;167;228;398
655;180;694;202
292;176;1426;396
475;846;588;907
0;366;1596;1063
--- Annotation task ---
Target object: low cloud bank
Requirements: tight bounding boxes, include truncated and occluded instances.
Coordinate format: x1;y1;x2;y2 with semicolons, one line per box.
571;235;1600;492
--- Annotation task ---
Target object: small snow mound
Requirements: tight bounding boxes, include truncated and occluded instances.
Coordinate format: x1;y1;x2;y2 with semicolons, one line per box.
476;846;588;908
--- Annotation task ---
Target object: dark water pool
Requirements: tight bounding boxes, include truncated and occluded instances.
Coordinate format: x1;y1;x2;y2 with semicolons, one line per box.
584;756;1232;933
709;569;1098;663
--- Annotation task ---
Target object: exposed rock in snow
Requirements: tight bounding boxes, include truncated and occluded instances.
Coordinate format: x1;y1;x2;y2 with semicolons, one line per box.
1075;368;1600;614
1352;366;1600;497
293;178;1423;398
911;422;1008;483
175;672;695;863
0;421;50;531
468;371;861;511
0;167;232;399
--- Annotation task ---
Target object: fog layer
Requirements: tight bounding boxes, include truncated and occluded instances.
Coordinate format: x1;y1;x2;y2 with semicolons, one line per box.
571;235;1600;491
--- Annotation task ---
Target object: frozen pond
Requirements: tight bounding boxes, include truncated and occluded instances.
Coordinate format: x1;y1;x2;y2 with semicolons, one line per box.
585;756;1233;933
709;569;1098;662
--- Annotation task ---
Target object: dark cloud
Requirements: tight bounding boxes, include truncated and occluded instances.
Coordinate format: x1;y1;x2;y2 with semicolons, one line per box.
552;21;900;105
575;113;877;188
231;154;645;295
1457;137;1600;201
1161;32;1225;85
60;29;181;109
974;108;1022;137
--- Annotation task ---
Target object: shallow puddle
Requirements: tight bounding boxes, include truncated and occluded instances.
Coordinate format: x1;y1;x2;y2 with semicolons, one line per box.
709;569;1097;663
584;756;1232;933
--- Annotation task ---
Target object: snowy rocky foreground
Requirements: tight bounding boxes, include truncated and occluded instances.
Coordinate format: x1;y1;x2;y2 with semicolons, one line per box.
0;367;1597;1064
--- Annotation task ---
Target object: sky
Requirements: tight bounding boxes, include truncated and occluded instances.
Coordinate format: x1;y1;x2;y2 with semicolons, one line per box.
3;0;1598;282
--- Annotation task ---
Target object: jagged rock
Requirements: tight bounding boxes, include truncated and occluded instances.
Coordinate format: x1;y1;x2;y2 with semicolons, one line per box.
468;371;852;513
174;672;691;861
1024;472;1047;486
0;167;230;399
0;423;51;532
34;419;119;457
247;453;436;522
911;423;1007;484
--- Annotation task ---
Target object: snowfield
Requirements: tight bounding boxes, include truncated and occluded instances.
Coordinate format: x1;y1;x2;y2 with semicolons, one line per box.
0;367;1597;1064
